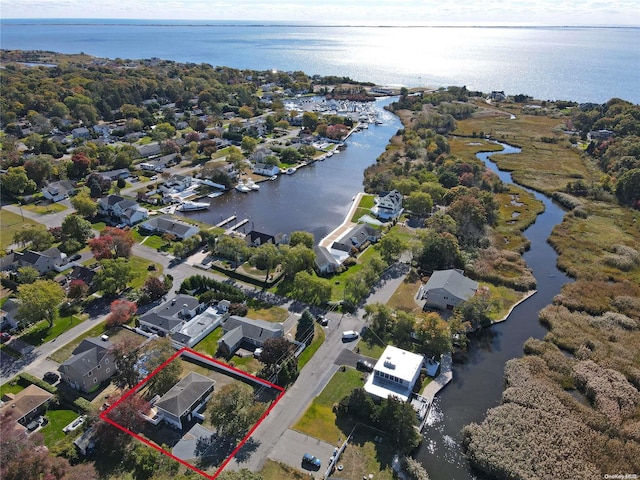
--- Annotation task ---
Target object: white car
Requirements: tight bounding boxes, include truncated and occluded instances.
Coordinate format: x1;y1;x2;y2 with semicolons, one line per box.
342;330;359;341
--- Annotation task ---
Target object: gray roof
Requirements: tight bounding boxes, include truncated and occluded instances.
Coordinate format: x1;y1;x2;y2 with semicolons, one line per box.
221;315;283;344
59;337;113;377
314;246;340;269
336;223;380;246
139;215;196;238
139;294;201;332
156;372;215;418
423;269;479;301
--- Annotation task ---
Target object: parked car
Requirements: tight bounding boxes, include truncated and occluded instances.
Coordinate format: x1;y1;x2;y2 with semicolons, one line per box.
356;359;374;372
43;371;60;383
342;330;359;341
0;332;11;343
69;253;82;261
316;315;328;326
302;453;321;469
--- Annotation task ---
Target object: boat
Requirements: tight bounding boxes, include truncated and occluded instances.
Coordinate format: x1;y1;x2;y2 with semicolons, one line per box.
235;181;251;193
207;191;225;198
177;201;210;211
269;175;278;181
285;167;296;175
246;179;260;191
326;151;334;157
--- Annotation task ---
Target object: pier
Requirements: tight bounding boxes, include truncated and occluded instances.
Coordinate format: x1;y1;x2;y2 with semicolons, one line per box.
216;215;236;227
226;218;249;233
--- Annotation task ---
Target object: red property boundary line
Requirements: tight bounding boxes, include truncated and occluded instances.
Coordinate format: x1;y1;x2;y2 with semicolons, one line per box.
100;347;285;479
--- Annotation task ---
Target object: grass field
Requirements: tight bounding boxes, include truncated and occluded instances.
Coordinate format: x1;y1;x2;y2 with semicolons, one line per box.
128;255;163;289
23;203;67;215
260;460;309;480
246;298;290;323
0;208;41;249
297;323;325;370
350;194;375;222
21;314;88;347
40;408;80;447
386;277;422;314
294;368;364;443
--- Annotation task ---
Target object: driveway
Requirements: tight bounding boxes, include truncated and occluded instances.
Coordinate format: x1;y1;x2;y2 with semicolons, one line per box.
268;429;336;473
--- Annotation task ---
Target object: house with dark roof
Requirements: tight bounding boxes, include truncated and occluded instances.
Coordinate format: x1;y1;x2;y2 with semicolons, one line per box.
155;372;215;430
138;295;231;349
68;265;97;291
419;269;479;311
58;337;116;393
0;299;20;331
0;247;68;275
97;168;130;181
331;224;381;253
0;384;53;428
138;215;200;240
217;315;284;358
42;180;75;202
245;230;276;247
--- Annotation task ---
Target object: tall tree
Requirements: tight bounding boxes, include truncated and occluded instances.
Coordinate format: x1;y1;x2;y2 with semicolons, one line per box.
0;166;37;197
141;338;181;396
296;309;315;345
249;242;281;282
207;383;263;439
106;299;137;327
415;312;452;356
378;233;406;264
13;224;54;251
289;230;314;249
71;190;98;218
61;214;94;244
16;279;65;329
94;258;134;295
280;244;315;279
110;335;143;389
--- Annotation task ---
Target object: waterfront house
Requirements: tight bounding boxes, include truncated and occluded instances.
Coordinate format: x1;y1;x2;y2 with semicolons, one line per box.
371;190;404;220
314;246;341;274
58;337;116;393
331;224;381;253
42;180;75;202
252;163;280;177
138;215;200;240
419;269;479;311
155;372;215;430
364;345;424;402
217;315;284;358
245;230;276;247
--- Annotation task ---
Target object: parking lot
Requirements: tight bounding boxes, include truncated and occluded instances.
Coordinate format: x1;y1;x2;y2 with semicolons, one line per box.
268;429;337;474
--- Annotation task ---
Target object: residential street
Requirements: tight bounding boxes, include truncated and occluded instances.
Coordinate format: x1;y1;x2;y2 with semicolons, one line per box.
1;196;414;477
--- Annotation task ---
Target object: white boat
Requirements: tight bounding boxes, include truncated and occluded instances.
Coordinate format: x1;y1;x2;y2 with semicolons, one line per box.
326;151;334;157
177;201;210;211
285;167;296;175
246;179;260;191
269;175;278;181
235;181;251;193
207;191;225;198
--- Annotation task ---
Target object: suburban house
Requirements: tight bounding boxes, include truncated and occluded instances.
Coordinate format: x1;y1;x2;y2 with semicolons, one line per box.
0;247;68;275
42;180;75;202
97;168;131;182
155;372;215;430
252;162;280;177
0;299;20;331
58;336;116;393
314;246;341;274
159;175;193;193
217;315;284;358
245;230;276;247
371;190;404;220
71;127;91;139
138;215;200;240
331;224;382;253
68;265;98;292
419;269;479;311
364;345;424;402
0;384;54;429
138;295;230;347
97;195;148;226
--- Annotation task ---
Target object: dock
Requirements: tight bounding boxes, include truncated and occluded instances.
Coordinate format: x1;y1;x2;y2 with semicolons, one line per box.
226;218;249;233
216;215;236;227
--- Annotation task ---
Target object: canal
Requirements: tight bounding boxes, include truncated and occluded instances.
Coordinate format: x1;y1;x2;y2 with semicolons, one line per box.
178;96;402;241
417;144;571;480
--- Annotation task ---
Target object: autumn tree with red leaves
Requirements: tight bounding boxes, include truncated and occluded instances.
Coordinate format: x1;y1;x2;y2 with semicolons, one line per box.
89;227;134;260
68;279;89;301
106;299;137;327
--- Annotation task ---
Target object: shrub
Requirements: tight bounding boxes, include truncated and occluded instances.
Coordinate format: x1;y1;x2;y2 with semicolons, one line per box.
18;372;57;394
402;456;431;480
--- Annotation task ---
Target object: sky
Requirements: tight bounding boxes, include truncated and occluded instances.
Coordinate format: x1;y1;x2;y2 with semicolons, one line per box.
1;0;639;25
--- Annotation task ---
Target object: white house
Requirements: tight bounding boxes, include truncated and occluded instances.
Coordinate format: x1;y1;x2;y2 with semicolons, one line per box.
364;345;424;402
371;190;403;220
419;269;479;311
98;195;148;226
253;163;280;177
42;180;75;202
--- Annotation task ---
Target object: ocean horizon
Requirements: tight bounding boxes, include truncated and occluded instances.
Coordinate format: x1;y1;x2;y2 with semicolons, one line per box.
2;19;639;104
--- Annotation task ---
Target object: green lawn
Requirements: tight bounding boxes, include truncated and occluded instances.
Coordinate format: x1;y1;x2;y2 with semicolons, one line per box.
41;408;80;447
138;234;168;250
193;327;224;358
23;203;67;215
294;368;365;443
298;323;325;370
21;314;88;347
246;299;289;323
90;220;107;232
350;194;375;222
330;247;383;302
357;329;386;359
128;255;163;289
0;208;41;249
0;379;25;397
